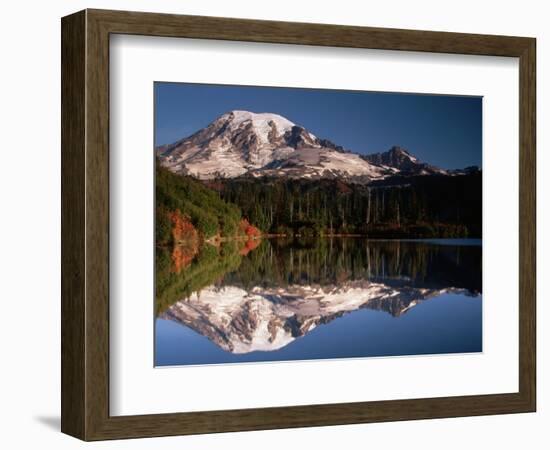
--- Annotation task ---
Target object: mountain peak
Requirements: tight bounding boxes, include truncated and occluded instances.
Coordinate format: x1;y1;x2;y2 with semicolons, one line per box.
388;145;414;157
219;110;296;135
157;111;451;181
362;146;446;175
159;110;367;180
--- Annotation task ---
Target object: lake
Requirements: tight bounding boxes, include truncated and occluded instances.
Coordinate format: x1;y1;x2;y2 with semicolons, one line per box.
155;238;482;366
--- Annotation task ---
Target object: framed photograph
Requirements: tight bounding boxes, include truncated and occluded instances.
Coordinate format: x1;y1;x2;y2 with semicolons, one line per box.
61;9;536;440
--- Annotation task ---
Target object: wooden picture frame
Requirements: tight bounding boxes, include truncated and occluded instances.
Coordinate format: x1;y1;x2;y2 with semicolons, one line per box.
61;8;536;441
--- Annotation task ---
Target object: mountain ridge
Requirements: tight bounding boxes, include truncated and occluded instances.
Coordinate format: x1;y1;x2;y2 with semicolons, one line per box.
157;110;478;182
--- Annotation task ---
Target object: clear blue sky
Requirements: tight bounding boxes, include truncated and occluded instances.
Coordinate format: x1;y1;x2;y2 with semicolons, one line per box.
155;82;481;170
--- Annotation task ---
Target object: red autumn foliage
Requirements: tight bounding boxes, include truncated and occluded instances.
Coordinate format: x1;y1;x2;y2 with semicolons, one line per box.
238;219;261;256
239;219;261;238
168;210;198;243
240;237;261;256
171;244;199;273
167;209;200;273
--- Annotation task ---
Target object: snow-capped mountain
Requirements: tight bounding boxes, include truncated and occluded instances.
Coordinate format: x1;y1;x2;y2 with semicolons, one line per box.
160;281;473;354
157;110;453;181
157;110;388;180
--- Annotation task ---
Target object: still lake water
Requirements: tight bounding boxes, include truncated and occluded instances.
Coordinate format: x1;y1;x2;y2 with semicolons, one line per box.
155;238;482;366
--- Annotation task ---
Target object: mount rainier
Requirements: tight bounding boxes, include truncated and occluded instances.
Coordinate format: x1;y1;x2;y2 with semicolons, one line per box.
156;110;460;181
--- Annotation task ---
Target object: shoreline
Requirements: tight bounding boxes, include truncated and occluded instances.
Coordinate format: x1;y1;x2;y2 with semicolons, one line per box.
204;234;263;245
163;233;482;247
203;233;482;243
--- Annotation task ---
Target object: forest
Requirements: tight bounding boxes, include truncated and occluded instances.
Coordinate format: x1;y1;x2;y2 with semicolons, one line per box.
156;162;259;245
157;157;481;243
211;172;482;238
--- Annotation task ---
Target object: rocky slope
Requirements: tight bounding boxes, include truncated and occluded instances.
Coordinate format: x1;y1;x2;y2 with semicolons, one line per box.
362;146;448;176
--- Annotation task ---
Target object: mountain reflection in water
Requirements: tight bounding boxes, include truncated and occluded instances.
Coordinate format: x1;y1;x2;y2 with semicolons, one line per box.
155;238;482;365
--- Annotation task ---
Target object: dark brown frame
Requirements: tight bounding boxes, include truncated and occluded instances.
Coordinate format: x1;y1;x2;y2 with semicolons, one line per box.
61;8;536;441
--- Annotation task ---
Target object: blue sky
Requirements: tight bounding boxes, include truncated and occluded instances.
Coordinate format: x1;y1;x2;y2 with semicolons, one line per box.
155;82;482;170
